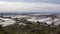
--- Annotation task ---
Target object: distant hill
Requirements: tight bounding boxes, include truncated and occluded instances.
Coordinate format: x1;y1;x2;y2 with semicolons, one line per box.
0;11;60;15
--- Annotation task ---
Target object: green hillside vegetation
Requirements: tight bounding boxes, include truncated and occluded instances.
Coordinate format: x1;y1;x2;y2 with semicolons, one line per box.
0;23;60;34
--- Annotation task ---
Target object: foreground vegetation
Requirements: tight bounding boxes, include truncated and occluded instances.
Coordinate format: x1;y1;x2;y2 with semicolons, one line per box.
0;23;60;34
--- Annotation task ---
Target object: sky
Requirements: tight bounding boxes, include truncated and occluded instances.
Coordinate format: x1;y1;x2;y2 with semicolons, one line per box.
0;0;60;13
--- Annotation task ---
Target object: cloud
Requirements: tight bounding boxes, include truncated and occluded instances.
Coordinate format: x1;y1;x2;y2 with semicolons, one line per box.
0;0;60;4
0;1;60;12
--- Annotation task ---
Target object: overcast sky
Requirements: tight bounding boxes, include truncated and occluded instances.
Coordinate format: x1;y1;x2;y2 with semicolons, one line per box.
0;0;60;13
